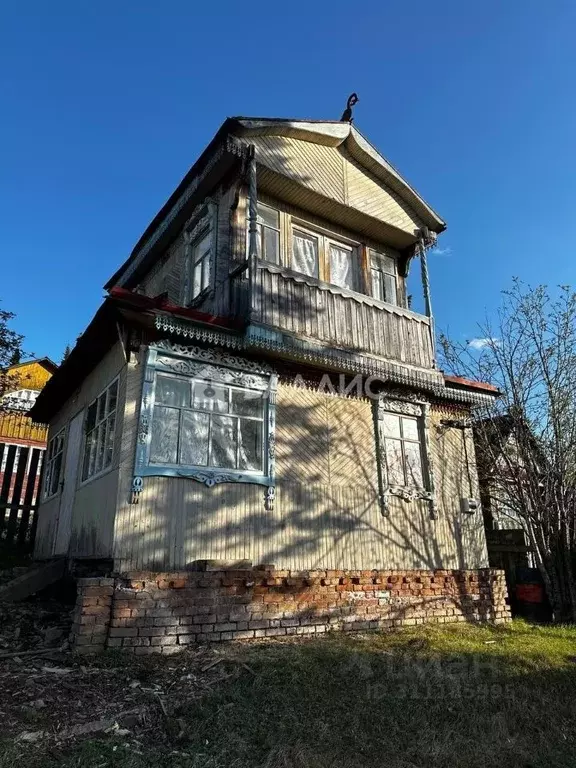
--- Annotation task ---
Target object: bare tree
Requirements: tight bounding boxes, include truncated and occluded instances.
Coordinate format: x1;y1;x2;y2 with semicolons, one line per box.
0;303;24;409
440;280;576;621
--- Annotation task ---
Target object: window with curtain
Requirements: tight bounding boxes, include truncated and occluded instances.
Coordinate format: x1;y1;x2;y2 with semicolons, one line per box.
82;379;118;481
370;250;397;305
256;203;280;264
381;411;425;489
292;229;319;278
43;428;65;498
329;242;356;291
149;371;268;474
190;231;211;302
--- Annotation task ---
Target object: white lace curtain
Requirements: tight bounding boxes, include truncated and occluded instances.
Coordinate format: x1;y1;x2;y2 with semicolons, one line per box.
292;232;318;277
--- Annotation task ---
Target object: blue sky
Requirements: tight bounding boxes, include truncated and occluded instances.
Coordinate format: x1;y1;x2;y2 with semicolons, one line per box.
2;1;575;362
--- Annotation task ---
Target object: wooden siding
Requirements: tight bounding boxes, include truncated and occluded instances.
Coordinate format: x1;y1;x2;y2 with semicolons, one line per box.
112;378;487;572
236;135;425;238
33;342;127;560
0;413;47;444
251;264;434;369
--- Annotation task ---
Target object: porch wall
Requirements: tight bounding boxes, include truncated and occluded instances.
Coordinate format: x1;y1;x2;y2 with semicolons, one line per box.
112;372;488;572
34;342;127;560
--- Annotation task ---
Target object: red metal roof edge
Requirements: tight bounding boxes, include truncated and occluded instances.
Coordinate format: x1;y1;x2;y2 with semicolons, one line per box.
108;287;243;331
443;374;500;395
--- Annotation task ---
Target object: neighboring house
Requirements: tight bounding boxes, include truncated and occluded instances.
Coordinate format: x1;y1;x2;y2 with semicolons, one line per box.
29;112;509;651
0;358;57;546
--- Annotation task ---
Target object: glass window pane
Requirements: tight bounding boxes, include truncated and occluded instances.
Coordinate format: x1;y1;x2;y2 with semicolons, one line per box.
230;388;264;418
385;438;405;486
86;402;97;433
371;268;384;301
108;380;118;413
97;393;106;424
179;411;209;466
263;227;279;264
404;441;424;487
292;231;318;277
401;417;419;441
104;413;116;468
193;262;202;299
210;415;237;469
384;273;397;305
150;406;179;464
201;254;211;291
51;453;62;494
238;419;263;471
371;251;395;275
330;245;355;291
156;375;190;408
257;203;279;229
95;424;105;474
194;231;211;259
193;381;228;412
382;413;401;438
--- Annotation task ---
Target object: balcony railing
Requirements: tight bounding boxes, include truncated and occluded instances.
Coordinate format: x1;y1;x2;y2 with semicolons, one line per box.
231;262;435;370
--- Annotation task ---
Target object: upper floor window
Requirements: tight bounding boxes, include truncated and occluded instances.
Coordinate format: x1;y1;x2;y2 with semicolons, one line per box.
291;224;359;291
43;428;65;499
82;379;118;482
1;389;40;412
190;231;211;302
370;250;397;305
256;203;280;264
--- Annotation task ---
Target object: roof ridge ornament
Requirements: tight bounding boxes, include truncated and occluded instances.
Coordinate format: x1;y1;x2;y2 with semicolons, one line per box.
340;93;359;123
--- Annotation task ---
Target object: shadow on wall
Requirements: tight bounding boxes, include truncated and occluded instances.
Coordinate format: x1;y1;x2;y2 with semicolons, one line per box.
113;374;487;585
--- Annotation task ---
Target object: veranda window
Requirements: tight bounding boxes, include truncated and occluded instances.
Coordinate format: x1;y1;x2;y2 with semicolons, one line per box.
149;372;267;473
43;428;65;498
256;203;280;264
82;379;118;481
370;250;397;305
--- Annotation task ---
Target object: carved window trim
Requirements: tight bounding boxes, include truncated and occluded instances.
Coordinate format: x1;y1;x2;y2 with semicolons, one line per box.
131;342;277;508
374;395;437;518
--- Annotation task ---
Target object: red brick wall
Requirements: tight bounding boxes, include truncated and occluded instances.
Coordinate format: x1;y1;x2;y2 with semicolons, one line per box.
71;568;511;655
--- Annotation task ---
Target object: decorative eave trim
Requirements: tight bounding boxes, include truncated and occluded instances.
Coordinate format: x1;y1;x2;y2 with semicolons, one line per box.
152;313;494;406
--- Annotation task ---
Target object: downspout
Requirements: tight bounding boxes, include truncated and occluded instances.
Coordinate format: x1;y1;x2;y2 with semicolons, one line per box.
418;227;436;366
247;145;258;324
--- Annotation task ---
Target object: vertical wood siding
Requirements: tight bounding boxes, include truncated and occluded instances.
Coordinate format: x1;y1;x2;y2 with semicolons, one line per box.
237;135;425;236
112;378;488;572
253;265;434;369
33;343;127;559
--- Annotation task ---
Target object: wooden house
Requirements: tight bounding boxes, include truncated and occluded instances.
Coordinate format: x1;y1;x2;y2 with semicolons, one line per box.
0;358;57;547
30;111;510;651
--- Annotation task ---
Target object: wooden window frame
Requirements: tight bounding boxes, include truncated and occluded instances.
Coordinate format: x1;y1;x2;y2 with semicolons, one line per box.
369;249;398;306
43;428;65;500
80;378;119;485
289;218;360;290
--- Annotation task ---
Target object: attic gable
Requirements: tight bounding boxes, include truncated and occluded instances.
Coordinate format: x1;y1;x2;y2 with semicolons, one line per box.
232;118;445;243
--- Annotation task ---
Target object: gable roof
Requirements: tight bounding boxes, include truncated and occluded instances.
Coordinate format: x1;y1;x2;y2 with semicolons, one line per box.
7;357;58;376
105;115;446;291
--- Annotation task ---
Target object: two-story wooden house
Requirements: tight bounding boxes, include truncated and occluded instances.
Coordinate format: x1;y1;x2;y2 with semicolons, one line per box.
30;111;510;652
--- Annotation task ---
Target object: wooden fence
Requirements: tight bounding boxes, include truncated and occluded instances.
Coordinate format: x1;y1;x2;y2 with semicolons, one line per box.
0;442;44;550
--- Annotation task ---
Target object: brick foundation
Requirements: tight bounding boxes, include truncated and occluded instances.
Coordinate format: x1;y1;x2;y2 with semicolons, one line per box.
71;568;511;654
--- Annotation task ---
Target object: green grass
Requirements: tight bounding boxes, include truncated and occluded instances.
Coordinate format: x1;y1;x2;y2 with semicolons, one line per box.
3;621;576;768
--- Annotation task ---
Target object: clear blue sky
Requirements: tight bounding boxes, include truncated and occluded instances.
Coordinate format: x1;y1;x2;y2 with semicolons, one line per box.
2;1;575;362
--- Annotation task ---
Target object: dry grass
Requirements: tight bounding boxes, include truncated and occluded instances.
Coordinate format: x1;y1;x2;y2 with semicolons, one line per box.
2;620;576;768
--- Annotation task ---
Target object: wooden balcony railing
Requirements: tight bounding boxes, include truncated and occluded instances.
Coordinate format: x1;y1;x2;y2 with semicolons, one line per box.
231;262;435;370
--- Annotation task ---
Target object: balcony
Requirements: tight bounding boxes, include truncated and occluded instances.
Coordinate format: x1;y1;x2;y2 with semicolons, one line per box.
231;262;435;371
